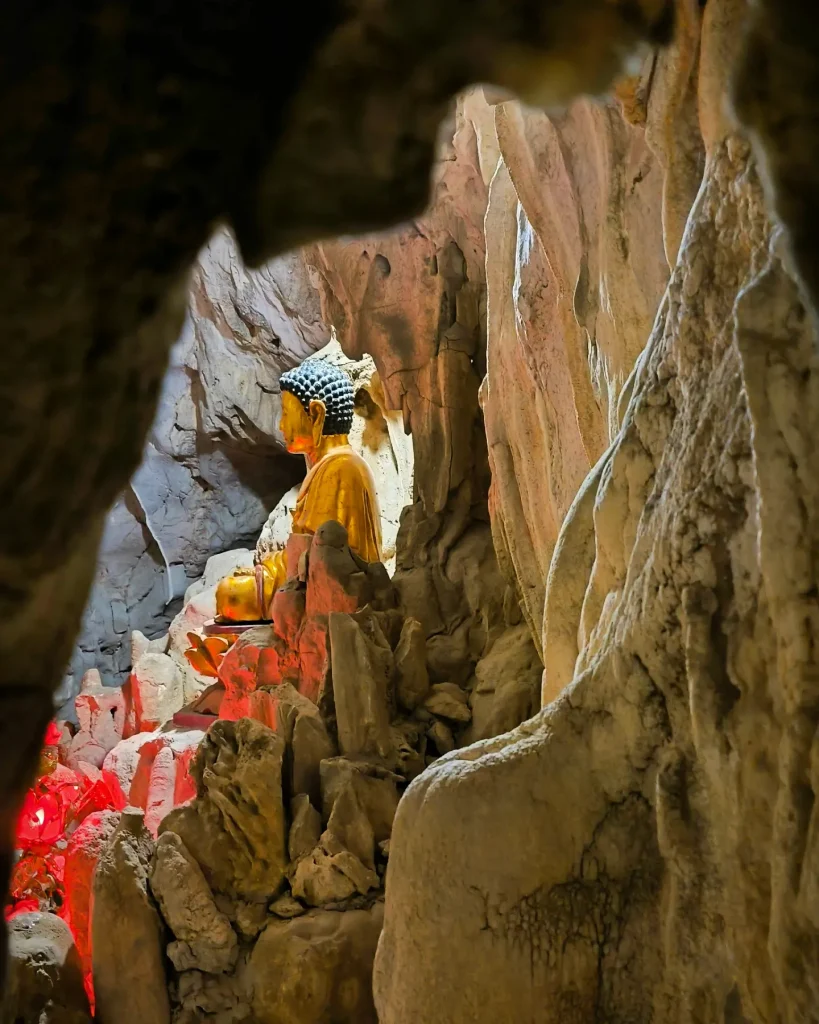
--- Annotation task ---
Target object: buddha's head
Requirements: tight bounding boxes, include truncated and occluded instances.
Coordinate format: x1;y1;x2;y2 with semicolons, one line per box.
279;360;355;455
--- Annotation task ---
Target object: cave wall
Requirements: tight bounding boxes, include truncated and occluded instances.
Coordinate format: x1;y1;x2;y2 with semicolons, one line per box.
376;2;819;1022
62;230;329;704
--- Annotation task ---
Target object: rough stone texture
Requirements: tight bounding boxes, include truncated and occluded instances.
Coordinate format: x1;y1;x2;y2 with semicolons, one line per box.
63;230;324;702
330;609;395;763
2;912;91;1024
160;718;287;902
92;809;170;1024
375;4;819;1022
63;809;120;981
151;830;239;975
0;0;697;970
248;904;384;1024
480;89;669;650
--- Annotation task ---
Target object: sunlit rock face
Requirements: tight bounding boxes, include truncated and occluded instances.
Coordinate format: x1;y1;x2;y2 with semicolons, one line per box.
62;231;329;704
376;3;819;1022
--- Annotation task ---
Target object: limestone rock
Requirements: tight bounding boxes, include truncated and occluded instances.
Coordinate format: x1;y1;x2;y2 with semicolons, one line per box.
160;718;287;901
270;894;307;920
320;757;400;845
3;912;91;1024
290;832;380;907
423;682;471;723
151;831;238;974
426;719;455;756
130;651;184;731
393;617;430;711
92;809;170;1024
263;681;335;805
329;609;394;762
249;904;384;1024
289;794;322;863
326;781;376;870
61;671;126;769
466;623;542;742
63;809;120;980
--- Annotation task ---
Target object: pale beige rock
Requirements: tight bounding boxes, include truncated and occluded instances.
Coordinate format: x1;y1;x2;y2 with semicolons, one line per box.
130;651;184;729
424;682;471;723
326;781;376;870
329;609;394;761
289;794;322;863
375;7;819;1018
393;617;430;711
160;718;287;902
151;831;238;974
466;623;542;742
92;809;170;1024
320;758;399;845
249;904;383;1024
3;913;91;1024
290;831;380;907
270;894;307;920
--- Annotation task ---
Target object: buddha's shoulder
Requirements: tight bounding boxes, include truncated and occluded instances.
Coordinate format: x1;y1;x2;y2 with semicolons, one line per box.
313;448;373;484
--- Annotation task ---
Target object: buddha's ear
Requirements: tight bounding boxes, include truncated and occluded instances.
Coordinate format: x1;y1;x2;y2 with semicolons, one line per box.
308;399;326;447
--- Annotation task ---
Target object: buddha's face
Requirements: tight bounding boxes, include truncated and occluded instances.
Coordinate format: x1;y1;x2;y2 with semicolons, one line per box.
280;390;325;455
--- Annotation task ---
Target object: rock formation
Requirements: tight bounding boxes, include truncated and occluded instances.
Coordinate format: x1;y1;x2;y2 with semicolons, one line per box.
2;913;91;1024
373;3;819;1023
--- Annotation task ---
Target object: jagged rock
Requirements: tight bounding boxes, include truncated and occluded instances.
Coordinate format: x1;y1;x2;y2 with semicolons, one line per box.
130;651;184;731
249;904;384;1024
466;623;542;742
175;967;252;1024
426;719;455;756
235;900;269;938
290;831;380;907
423;682;471;723
92;809;170;1024
393;617;430;711
264;681;336;805
102;728;205;810
271;578;307;644
161;719;287;901
151;831;238;974
329;609;394;762
63;809;120;980
61;671;126;769
3;912;91;1024
320;758;400;844
289;794;322;863
216;626;291;720
326;781;376;870
270;894;307;920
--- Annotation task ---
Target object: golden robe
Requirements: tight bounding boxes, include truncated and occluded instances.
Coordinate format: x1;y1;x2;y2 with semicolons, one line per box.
215;445;382;622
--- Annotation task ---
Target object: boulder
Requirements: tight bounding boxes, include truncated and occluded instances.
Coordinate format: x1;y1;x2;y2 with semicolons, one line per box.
92;809;171;1024
151;831;238;974
3;912;91;1024
249;904;384;1024
160;719;287;901
329;610;394;762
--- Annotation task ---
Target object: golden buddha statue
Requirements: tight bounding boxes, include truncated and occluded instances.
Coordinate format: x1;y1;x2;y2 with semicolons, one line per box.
214;359;382;624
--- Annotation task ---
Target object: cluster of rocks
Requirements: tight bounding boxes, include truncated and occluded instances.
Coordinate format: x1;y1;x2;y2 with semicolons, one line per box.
7;517;538;1023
